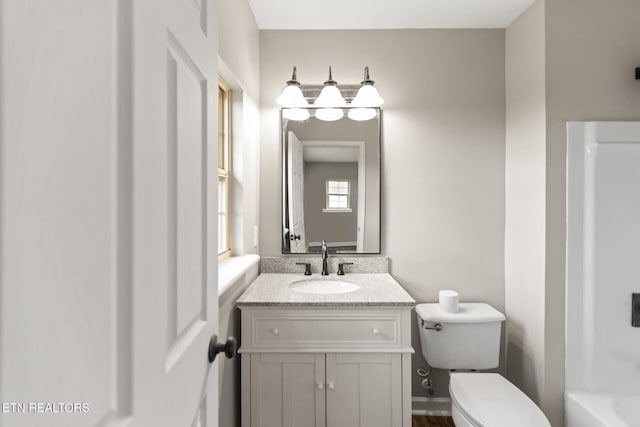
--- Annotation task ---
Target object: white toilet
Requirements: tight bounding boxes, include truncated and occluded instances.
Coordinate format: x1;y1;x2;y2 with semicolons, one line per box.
416;303;551;427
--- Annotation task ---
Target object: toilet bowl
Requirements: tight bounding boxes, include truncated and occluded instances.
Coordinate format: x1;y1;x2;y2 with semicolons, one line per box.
415;303;551;427
449;373;550;427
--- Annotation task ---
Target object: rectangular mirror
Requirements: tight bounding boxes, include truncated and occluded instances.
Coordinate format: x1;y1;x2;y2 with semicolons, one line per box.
282;107;381;254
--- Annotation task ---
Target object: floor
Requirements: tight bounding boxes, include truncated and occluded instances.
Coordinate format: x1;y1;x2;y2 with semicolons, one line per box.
412;415;456;427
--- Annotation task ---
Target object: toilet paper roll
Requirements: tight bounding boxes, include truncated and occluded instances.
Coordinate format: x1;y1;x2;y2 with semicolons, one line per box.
439;290;459;313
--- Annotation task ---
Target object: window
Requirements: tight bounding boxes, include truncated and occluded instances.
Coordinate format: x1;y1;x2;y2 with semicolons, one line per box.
218;77;231;261
324;179;352;212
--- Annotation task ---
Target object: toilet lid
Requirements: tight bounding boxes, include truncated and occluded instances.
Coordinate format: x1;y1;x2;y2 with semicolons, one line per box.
415;303;505;323
449;373;551;427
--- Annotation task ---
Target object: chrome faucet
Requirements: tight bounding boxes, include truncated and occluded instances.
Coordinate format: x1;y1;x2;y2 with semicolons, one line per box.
321;240;329;275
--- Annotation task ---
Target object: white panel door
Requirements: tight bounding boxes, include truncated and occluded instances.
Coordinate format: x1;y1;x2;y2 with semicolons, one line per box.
356;143;366;252
131;0;219;425
250;353;325;427
326;353;402;427
0;1;219;427
287;131;306;252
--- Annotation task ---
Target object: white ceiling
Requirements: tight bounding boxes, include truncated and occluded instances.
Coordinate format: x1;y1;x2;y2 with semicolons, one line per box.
247;0;536;30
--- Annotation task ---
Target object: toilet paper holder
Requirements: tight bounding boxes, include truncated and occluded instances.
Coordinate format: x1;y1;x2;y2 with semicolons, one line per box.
420;319;443;332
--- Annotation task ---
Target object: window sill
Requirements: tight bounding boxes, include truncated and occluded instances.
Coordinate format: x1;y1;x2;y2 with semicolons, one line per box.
218;254;260;302
322;208;352;213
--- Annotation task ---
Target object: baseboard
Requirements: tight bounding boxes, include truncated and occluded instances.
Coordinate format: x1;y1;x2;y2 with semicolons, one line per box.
412;397;452;416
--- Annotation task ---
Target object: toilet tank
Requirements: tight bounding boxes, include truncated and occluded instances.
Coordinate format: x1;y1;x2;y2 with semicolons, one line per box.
416;303;505;370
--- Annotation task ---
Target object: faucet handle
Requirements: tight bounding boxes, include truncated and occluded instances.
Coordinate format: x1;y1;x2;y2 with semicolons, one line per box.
296;262;312;275
337;262;354;276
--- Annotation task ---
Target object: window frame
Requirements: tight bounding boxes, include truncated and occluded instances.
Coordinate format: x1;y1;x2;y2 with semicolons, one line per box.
218;76;232;261
323;179;352;213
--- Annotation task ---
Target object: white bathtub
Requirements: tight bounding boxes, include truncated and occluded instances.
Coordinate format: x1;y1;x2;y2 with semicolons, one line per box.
566;392;640;427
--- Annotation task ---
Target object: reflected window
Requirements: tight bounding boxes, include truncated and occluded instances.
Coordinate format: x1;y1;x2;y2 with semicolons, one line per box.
218;77;231;260
324;179;352;212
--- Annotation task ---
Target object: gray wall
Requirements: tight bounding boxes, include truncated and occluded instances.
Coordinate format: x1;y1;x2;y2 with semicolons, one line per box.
304;162;358;244
217;0;260;426
543;0;640;424
504;0;546;410
218;264;259;427
219;0;259;99
259;29;506;398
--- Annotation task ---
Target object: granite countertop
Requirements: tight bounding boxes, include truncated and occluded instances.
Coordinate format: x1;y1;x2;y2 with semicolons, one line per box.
236;273;416;307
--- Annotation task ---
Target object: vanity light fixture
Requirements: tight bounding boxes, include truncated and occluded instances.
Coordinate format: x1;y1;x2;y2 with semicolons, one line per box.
313;67;347;108
278;66;382;121
276;66;308;108
351;66;384;107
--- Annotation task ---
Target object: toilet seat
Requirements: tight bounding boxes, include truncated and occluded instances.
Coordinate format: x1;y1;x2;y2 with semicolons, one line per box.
449;373;551;427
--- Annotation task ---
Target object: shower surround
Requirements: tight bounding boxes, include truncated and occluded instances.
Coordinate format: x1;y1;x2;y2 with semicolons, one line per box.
565;122;640;426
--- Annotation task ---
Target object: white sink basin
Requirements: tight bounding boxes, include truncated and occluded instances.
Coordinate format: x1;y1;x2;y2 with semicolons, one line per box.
289;278;361;295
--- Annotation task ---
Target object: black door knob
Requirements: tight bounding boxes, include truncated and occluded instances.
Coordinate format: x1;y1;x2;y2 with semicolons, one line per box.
208;335;238;363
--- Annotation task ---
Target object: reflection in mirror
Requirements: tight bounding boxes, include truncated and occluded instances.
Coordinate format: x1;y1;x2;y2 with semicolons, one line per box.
282;108;381;254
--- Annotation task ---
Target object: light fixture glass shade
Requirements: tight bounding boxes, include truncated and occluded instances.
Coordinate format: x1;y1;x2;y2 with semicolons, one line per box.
276;85;308;107
314;85;346;107
313;66;346;107
315;108;344;121
351;85;384;107
347;108;377;121
276;66;309;107
282;108;310;121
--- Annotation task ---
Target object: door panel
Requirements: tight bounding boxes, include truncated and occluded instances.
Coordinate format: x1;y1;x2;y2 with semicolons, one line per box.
287;131;306;252
250;353;325;427
357;144;366;252
166;31;207;362
326;353;402;427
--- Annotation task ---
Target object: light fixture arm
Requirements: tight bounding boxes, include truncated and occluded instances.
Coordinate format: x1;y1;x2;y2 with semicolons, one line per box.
361;65;375;85
323;66;338;86
287;66;300;86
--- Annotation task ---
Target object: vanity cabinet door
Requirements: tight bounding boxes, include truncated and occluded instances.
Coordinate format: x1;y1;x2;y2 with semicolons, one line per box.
250;353;326;427
325;353;402;427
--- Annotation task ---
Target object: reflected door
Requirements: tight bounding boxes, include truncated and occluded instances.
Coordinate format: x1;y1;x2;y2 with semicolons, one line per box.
288;131;307;252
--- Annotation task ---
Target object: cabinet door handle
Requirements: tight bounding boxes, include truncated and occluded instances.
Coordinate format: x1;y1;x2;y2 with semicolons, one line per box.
271;328;279;336
327;381;335;390
317;382;324;390
372;328;380;335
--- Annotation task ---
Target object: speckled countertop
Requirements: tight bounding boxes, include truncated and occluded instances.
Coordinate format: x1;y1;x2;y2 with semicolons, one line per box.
236;273;416;307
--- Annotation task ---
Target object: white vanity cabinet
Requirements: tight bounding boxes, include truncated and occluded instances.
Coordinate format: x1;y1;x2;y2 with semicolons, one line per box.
239;306;414;427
